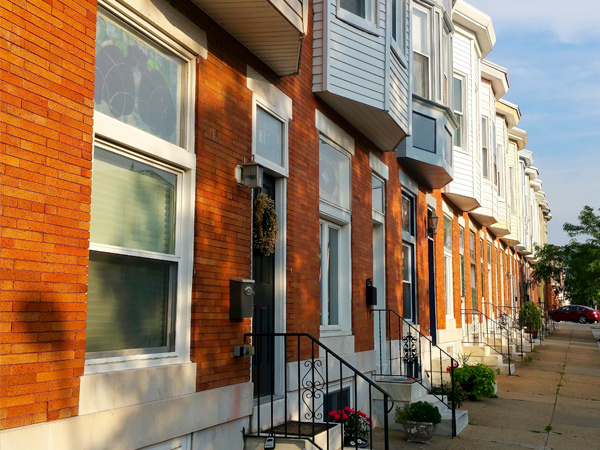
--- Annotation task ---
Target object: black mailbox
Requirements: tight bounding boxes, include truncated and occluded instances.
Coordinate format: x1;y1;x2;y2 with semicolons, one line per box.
366;278;377;307
229;278;255;320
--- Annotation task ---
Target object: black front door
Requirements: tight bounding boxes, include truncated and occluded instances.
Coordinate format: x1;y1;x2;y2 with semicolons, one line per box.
428;236;437;345
252;174;276;398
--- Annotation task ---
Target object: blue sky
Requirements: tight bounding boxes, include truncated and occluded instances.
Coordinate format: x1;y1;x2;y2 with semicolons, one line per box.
465;0;600;245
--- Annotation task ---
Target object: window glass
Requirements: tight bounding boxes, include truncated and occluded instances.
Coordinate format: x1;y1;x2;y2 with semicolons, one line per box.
372;175;385;214
95;9;184;145
470;263;477;308
319;139;351;210
402;244;413;321
401;195;413;235
91;148;176;254
469;231;475;260
459;227;464;252
444;215;452;250
487;242;492;264
392;0;406;54
412;8;429;98
87;252;173;353
444;255;453;316
481;117;489;178
256;106;284;167
320;222;342;326
460;254;466;297
453;77;463;147
340;0;368;19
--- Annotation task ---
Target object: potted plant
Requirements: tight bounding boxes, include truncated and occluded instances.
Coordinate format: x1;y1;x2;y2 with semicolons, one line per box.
328;407;370;447
394;401;442;444
518;302;542;338
430;381;469;409
452;363;496;399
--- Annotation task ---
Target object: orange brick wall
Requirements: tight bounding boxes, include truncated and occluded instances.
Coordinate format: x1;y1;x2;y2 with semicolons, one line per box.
0;0;96;429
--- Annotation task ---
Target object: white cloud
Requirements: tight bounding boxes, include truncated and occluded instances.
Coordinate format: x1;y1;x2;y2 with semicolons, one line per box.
465;0;600;43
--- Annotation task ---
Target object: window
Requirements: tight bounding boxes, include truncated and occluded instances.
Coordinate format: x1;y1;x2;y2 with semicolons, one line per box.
496;144;503;197
412;6;430;98
319;132;352;332
443;215;453;317
391;0;407;59
480;239;484;303
470;231;476;309
372;174;385;215
412;2;452;102
340;0;373;21
453;76;464;148
481;117;489;179
459;227;465;298
320;221;341;326
509;166;515;214
401;193;416;321
88;5;196;366
256;106;284;168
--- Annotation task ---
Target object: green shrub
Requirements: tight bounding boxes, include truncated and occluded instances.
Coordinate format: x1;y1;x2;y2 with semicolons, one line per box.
452;363;496;399
395;401;442;425
518;302;542;330
430;381;469;409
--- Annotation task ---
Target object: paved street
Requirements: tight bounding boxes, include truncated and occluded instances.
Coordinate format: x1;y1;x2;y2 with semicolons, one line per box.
372;322;600;449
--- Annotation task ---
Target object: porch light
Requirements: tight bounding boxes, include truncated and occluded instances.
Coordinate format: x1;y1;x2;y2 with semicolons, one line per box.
235;157;264;188
427;210;439;237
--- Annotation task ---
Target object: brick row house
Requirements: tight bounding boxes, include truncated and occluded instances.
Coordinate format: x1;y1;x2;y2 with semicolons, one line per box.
0;0;553;448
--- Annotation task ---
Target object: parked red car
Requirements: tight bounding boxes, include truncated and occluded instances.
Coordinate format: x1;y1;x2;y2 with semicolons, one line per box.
550;305;600;324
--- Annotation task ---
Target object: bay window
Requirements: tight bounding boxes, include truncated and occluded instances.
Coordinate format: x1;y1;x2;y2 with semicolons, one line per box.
392;0;408;60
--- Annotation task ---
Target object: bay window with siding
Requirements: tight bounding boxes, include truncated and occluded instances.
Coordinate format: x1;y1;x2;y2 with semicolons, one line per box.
87;5;196;367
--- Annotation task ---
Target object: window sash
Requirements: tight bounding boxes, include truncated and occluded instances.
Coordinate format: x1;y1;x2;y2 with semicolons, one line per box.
95;7;185;146
319;139;351;212
443;215;452;250
372;174;385;214
444;255;453;316
256;106;284;168
402;243;414;321
320;222;341;327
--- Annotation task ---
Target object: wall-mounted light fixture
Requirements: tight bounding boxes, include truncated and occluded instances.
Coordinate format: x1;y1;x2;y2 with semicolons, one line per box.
235;156;264;188
427;210;439;237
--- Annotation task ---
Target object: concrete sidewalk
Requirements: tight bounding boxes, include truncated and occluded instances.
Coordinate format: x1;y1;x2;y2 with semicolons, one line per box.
372;322;600;449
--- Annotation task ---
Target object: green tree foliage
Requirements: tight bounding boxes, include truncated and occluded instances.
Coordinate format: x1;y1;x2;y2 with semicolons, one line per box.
533;206;600;307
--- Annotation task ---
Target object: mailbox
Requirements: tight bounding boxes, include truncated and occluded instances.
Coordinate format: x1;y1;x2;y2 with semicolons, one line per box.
229;278;255;320
366;278;377;307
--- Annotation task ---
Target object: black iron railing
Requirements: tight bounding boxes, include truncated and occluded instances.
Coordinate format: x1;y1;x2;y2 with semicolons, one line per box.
371;309;457;437
461;309;523;373
243;333;394;450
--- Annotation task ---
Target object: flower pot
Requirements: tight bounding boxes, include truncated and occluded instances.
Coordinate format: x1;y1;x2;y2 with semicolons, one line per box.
402;421;437;444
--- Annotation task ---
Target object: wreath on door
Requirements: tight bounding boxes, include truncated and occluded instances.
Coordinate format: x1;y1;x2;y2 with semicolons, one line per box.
254;192;278;256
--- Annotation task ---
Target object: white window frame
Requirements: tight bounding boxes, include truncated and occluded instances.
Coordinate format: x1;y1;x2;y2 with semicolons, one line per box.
317;113;354;335
391;0;408;65
453;74;466;150
88;0;201;374
248;66;293;178
401;191;417;322
481;116;489;180
412;4;431;99
443;214;453;318
336;0;379;35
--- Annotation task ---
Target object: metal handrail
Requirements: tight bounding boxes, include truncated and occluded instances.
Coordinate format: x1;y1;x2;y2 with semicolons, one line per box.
371;309;457;437
462;308;524;373
243;332;394;450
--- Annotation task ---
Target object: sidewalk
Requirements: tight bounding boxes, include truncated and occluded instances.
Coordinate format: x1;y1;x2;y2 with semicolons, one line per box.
372;322;600;449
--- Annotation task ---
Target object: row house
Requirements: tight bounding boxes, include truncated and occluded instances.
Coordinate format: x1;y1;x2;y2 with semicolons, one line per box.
0;0;551;449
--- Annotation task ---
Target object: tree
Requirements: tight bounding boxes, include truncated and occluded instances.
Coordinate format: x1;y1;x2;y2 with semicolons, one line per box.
532;206;600;308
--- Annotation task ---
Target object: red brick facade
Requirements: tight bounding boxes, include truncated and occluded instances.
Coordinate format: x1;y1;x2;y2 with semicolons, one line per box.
0;0;541;436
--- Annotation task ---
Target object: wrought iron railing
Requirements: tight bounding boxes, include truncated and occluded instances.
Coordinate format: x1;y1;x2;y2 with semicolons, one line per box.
243;333;394;450
371;309;457;437
462;309;523;373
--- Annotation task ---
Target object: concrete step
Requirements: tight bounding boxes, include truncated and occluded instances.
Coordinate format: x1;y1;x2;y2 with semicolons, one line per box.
244;423;341;450
373;380;469;437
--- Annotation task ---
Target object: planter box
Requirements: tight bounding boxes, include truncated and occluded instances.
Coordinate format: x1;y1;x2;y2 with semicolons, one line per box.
402;421;437;444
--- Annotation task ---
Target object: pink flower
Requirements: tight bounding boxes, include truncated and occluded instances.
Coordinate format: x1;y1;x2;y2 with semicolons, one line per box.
334;414;341;420
358;411;367;418
342;413;349;420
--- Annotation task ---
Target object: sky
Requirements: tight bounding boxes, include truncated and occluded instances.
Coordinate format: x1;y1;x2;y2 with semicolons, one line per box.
464;0;600;245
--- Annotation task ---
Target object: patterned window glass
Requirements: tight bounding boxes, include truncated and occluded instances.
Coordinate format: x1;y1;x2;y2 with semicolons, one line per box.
319;139;351;210
95;9;184;145
444;215;452;250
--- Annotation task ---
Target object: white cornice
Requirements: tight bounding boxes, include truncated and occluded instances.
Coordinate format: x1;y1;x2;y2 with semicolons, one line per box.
497;99;520;129
482;60;509;99
509;127;528;149
453;0;495;58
